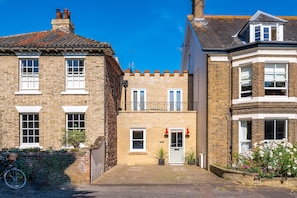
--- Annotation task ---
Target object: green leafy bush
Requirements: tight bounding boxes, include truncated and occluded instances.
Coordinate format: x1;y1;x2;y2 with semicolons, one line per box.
233;139;297;178
65;130;86;148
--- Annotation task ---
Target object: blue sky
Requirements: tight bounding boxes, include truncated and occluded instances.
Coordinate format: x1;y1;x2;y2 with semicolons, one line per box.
0;0;296;72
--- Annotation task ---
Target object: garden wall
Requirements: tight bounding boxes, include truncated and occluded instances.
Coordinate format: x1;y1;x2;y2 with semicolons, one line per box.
0;149;101;186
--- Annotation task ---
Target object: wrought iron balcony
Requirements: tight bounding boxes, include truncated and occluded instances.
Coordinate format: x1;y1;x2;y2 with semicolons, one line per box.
119;101;196;112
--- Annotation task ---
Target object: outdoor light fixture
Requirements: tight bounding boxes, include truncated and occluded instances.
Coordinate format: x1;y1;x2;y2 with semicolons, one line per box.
186;128;190;138
164;128;168;138
122;80;128;111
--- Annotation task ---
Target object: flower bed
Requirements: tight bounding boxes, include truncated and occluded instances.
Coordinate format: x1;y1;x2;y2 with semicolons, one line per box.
233;139;297;178
210;139;297;188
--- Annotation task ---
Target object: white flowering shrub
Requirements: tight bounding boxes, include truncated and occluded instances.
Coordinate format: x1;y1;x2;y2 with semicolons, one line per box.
234;139;297;178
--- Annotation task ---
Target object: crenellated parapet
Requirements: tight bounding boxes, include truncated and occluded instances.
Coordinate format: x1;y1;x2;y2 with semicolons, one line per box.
124;69;189;78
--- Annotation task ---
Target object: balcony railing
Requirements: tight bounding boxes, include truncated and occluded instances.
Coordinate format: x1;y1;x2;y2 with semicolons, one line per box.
119;101;196;112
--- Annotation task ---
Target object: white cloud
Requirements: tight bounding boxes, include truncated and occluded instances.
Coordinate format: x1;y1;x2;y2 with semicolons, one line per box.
178;26;184;34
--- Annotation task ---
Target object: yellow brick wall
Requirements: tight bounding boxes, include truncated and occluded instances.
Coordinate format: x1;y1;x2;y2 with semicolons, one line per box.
117;112;196;165
0;55;109;150
207;58;231;167
121;70;190;111
117;70;196;165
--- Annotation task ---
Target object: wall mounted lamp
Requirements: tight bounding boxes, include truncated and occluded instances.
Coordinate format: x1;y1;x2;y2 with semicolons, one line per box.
186;128;190;138
164;128;168;138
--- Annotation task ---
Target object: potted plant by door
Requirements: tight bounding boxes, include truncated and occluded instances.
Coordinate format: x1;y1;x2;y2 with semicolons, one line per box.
186;149;196;165
157;147;166;165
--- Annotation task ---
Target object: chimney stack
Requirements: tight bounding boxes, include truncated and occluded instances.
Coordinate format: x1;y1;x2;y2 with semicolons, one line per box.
192;0;204;19
51;8;74;33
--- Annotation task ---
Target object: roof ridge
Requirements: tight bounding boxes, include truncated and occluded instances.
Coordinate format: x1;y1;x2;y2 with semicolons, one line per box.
205;15;251;19
0;30;50;38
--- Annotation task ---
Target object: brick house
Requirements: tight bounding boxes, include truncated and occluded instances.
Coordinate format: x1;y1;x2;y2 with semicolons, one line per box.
182;0;297;168
0;9;123;170
117;69;196;165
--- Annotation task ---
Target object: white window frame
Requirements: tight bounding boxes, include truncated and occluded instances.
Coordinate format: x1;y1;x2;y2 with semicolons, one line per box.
62;106;88;148
131;89;146;111
19;59;39;92
20;113;40;147
239;120;252;154
130;128;146;152
253;24;278;42
264;119;287;141
16;106;42;148
240;65;252;98
168;89;182;111
65;59;85;90
264;63;288;96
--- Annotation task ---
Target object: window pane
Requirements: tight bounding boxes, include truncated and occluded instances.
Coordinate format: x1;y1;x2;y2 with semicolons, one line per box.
133;131;143;139
68;114;73;120
133;141;143;149
169;91;174;111
255;26;261;41
265;120;274;139
133;91;137;110
171;133;177;147
177;132;183;147
276;81;286;87
80;114;85;120
247;121;252;140
176;91;181;111
263;27;269;41
140;91;145;110
271;27;276;40
28;60;32;66
276;120;286;139
22;122;27;128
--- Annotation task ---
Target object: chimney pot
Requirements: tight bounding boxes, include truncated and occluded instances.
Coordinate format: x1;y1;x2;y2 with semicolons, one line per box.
52;9;74;33
64;8;70;19
56;9;63;19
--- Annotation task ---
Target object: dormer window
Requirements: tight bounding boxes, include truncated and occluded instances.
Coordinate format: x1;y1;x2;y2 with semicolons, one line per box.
238;10;287;44
254;25;277;41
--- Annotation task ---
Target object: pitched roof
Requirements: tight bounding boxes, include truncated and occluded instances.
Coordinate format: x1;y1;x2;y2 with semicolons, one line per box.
0;30;114;55
191;15;297;51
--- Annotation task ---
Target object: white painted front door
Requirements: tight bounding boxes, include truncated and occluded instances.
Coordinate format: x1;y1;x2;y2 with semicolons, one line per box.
169;129;184;164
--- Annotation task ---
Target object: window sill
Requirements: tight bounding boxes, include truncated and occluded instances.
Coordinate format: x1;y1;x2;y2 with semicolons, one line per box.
61;90;89;95
61;143;87;150
233;96;296;104
15;91;42;95
128;151;148;155
18;144;43;149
